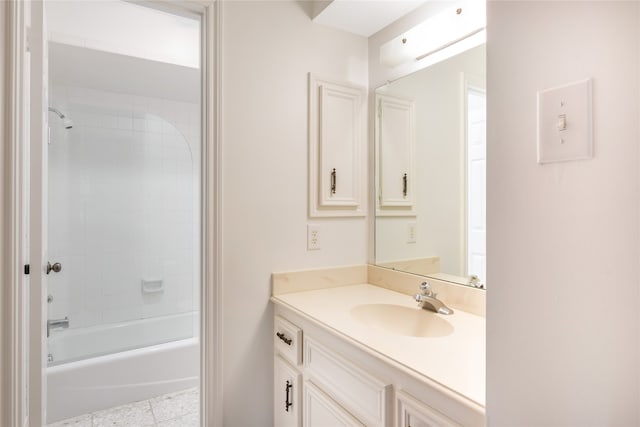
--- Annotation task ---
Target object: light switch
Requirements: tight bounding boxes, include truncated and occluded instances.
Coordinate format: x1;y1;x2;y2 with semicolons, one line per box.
537;78;592;164
557;114;567;131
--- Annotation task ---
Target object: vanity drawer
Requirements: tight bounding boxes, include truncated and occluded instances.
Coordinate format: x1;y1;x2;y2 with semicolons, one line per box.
304;337;392;427
274;315;303;366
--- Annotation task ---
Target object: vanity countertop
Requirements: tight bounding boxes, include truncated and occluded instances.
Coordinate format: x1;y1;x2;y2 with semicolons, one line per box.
271;283;485;407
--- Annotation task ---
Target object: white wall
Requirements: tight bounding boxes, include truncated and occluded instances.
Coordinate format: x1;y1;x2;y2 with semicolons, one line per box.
221;1;368;425
486;2;640;425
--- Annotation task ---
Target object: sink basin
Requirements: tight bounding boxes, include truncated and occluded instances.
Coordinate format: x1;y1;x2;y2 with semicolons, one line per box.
350;304;454;338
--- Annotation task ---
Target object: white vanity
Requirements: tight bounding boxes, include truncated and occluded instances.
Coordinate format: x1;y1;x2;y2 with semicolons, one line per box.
271;265;485;427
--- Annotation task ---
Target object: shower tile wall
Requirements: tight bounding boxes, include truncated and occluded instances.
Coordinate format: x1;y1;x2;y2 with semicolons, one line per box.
48;86;200;337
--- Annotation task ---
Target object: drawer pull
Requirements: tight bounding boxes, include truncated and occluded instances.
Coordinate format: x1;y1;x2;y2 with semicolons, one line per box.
285;380;293;412
276;332;292;346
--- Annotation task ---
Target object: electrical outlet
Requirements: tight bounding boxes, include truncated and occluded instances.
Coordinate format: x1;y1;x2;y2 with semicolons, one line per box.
307;224;321;250
407;222;417;243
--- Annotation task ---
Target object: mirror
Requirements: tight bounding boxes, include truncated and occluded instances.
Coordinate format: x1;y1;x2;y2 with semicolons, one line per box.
374;43;486;288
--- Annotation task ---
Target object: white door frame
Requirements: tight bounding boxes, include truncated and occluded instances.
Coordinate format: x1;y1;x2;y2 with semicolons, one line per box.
29;0;48;424
3;1;223;425
4;1;31;426
462;72;486;283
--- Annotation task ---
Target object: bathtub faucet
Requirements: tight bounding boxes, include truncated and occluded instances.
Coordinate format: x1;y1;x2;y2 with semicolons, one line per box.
47;316;69;337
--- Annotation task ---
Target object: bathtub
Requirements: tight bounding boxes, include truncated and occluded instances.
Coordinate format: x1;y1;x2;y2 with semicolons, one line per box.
46;312;200;423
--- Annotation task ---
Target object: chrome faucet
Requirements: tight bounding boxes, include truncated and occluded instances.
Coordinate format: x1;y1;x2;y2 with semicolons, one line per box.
468;275;484;289
414;282;454;315
47;316;69;337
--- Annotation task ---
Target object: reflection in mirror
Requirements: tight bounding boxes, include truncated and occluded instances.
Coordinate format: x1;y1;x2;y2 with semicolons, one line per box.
375;43;486;288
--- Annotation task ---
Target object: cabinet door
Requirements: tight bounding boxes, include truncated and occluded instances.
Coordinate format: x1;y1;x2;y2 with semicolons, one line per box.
308;74;366;217
275;355;302;427
397;390;461;427
376;94;416;215
304;337;392;427
303;381;365;427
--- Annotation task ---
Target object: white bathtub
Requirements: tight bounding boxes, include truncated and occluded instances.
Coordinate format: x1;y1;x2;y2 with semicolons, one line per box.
46;313;200;423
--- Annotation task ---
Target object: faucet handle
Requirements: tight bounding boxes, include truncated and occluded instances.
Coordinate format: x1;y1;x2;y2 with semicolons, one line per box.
419;281;434;296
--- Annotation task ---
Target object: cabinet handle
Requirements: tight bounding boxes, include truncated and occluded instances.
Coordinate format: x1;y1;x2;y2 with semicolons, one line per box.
285;380;293;412
276;332;292;346
331;168;337;195
402;173;408;197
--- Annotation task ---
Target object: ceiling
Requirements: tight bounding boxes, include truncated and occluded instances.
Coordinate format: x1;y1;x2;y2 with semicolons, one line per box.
312;0;430;37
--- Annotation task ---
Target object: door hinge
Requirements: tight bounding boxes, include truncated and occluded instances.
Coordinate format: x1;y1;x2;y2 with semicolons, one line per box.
24;264;30;275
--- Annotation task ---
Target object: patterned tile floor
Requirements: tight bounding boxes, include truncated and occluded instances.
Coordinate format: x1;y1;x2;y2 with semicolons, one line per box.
47;387;199;427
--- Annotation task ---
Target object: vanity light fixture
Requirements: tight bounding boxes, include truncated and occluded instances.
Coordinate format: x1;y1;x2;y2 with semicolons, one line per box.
380;2;486;67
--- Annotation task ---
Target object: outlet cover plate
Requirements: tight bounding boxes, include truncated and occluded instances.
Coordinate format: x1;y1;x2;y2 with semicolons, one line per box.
537;78;592;164
307;224;320;250
407;221;417;243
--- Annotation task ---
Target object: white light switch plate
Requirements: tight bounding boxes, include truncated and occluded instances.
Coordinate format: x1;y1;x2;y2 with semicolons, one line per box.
537;78;592;164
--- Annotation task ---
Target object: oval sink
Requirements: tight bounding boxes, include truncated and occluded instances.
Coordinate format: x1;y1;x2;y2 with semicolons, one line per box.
350;304;454;338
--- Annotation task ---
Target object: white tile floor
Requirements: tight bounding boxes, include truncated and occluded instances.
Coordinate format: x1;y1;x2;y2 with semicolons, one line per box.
47;387;199;427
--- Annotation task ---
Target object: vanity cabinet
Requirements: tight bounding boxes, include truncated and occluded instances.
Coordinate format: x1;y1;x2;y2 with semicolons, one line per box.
303;381;364;427
397;390;461;427
274;316;304;426
274;315;390;427
304;337;392;427
273;307;483;427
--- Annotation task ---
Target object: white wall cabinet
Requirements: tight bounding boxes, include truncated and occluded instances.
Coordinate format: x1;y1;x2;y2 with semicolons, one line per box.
376;94;416;216
273;307;483;427
308;74;366;217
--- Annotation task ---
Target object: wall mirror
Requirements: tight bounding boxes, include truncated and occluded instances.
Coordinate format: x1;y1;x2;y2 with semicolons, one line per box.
374;42;486;288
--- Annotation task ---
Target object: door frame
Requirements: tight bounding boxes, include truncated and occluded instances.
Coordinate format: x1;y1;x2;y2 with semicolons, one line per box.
2;0;223;425
4;1;31;426
461;72;486;282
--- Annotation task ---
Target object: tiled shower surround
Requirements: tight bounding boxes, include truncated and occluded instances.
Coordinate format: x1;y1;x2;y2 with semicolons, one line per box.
47;85;201;361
